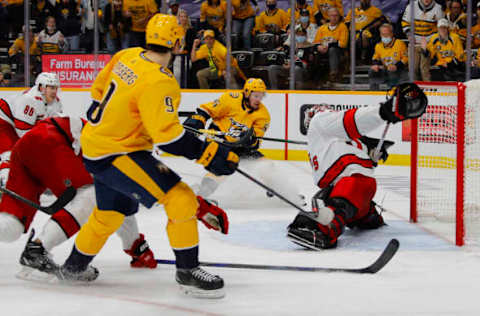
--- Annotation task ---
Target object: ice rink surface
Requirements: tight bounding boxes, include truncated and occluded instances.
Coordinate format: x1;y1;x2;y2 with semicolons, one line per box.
1;157;479;316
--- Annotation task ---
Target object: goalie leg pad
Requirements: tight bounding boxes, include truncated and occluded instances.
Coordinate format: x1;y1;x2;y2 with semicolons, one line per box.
328;174;376;222
349;202;385;230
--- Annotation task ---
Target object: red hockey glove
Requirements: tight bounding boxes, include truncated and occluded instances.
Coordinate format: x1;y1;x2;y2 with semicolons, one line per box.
124;234;157;269
197;196;229;234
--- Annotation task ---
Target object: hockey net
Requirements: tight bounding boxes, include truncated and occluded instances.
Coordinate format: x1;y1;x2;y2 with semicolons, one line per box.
411;80;480;246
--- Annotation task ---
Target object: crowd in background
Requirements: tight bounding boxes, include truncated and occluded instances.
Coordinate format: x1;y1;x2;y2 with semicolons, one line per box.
0;0;479;90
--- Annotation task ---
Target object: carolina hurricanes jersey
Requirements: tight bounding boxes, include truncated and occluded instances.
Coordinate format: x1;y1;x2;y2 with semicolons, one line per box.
0;87;63;138
307;106;384;188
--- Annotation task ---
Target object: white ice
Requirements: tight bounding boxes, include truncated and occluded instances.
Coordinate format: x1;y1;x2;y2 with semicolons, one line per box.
1;157;480;316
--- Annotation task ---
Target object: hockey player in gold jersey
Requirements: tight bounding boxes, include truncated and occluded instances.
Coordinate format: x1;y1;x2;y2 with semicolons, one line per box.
58;14;239;299
184;78;272;198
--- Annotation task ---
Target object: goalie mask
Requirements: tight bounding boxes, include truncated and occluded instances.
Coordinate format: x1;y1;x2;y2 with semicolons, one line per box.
304;103;331;132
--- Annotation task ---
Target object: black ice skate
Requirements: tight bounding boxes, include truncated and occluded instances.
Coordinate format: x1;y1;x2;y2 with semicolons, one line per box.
56;264;99;282
287;226;337;250
176;267;225;299
16;229;59;282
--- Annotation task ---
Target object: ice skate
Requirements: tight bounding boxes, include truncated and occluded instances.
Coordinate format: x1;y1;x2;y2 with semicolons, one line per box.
176;267;225;299
55;264;99;282
16;229;59;282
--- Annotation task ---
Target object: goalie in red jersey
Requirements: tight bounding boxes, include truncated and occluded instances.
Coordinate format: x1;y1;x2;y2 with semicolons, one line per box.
287;83;428;250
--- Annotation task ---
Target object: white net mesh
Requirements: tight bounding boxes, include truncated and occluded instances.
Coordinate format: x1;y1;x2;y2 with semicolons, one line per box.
415;81;480;245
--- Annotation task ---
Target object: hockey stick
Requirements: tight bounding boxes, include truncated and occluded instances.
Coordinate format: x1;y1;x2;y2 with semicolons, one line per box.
0;186;77;215
372;122;391;163
183;125;254;148
157;238;399;273
257;136;307;145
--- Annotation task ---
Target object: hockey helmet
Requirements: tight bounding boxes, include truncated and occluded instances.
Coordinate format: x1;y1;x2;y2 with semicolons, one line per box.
304;103;330;131
35;72;60;88
243;78;266;98
146;13;182;48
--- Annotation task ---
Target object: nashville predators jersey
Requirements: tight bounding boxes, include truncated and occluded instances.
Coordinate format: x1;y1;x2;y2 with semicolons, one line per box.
287;4;316;25
313;22;349;48
313;0;343;22
472;24;480;48
81;47;183;159
426;32;465;66
200;1;227;31
255;8;289;33
372;38;408;67
199;91;270;144
401;0;444;42
344;6;383;31
122;0;158;32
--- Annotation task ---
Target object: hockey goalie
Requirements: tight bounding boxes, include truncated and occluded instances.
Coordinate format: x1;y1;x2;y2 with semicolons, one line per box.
287;82;428;250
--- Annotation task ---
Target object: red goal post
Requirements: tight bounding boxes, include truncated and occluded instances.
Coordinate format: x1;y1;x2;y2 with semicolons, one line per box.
409;81;480;246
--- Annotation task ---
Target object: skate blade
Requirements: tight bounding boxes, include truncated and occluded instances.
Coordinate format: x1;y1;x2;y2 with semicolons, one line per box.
287;232;322;251
178;284;225;299
15;266;58;283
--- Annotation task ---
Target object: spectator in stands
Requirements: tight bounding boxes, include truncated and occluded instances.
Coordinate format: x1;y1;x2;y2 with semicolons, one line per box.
255;0;289;35
8;26;42;58
168;0;180;16
445;0;466;44
31;0;57;33
199;0;227;42
37;16;67;53
312;0;343;26
56;0;83;51
8;26;42;82
232;0;258;50
471;49;480;79
173;8;195;85
313;7;348;84
104;0;131;54
344;0;384;64
298;8;318;43
421;18;465;81
191;29;245;89
123;0;158;48
368;23;408;90
472;3;480;49
402;0;444;81
287;0;316;26
268;24;311;90
0;71;11;87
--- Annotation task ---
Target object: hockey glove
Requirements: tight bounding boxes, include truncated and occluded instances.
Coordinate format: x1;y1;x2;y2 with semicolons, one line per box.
124;234;157;269
197;141;239;176
379;82;428;123
183;109;210;130
196;196;229;234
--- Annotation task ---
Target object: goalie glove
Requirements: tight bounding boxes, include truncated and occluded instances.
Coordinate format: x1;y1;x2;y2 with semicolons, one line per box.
379;82;428;123
196;196;229;234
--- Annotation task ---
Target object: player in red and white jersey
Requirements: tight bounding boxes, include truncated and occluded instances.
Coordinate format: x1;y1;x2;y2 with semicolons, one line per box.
0;116;158;280
0;72;63;186
287;83;428;250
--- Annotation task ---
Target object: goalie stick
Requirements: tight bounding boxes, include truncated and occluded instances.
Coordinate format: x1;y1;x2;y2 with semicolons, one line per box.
0;186;77;215
157;238;399;273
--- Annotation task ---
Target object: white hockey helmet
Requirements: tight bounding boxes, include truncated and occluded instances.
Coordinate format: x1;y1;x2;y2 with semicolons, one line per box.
35;72;60;88
304;103;330;131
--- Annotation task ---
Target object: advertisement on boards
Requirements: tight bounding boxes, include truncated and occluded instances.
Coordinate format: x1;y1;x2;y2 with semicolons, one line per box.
42;54;112;88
